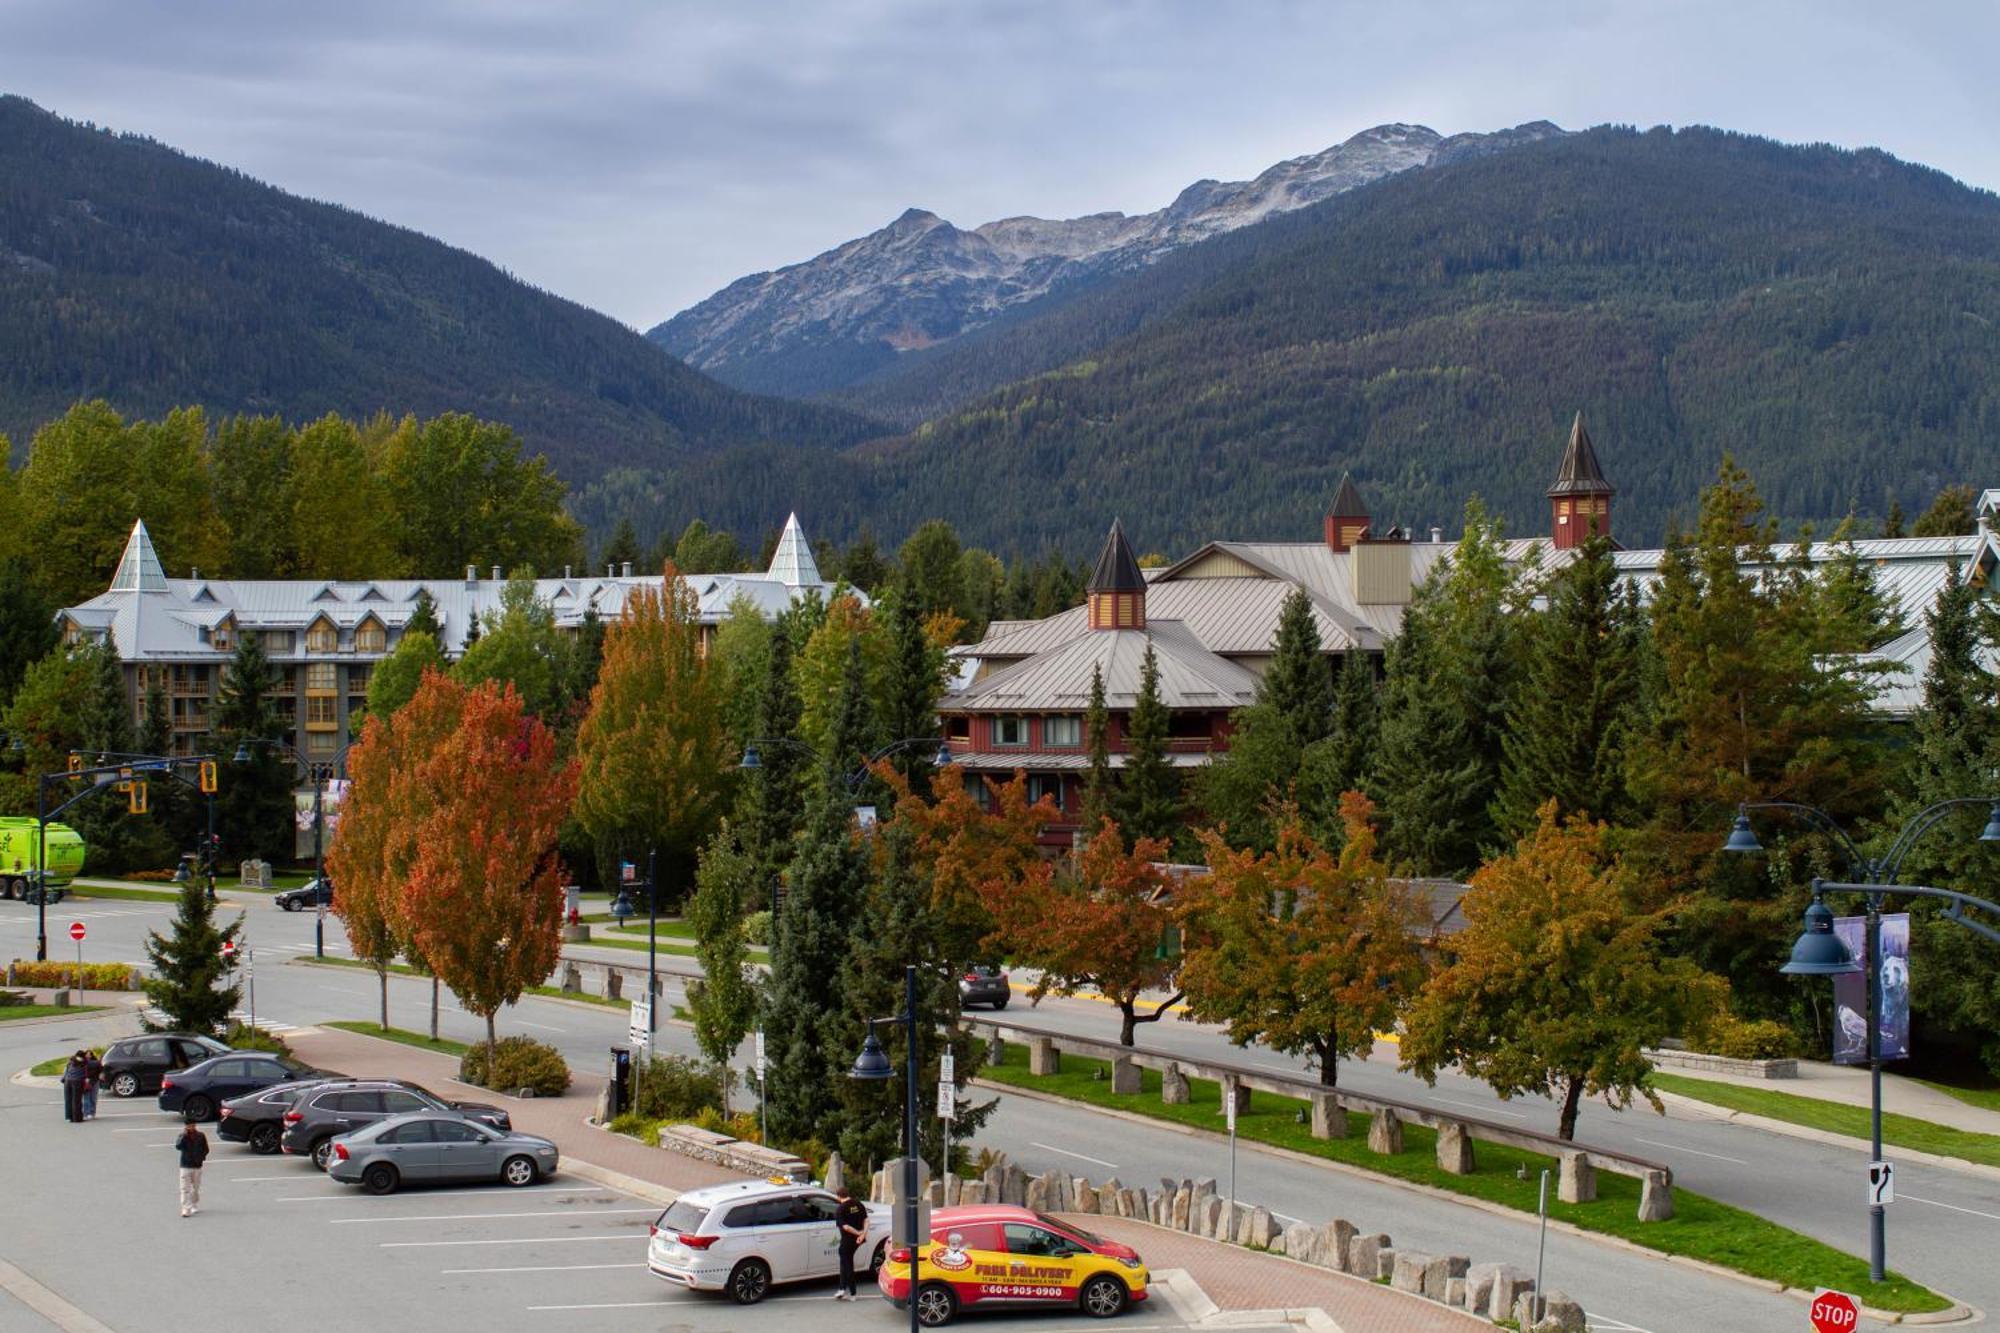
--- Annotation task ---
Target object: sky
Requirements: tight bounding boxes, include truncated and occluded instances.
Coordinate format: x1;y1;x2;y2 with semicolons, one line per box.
3;0;1995;330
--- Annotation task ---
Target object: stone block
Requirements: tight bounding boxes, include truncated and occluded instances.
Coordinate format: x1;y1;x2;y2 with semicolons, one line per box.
943;1173;962;1206
1435;1120;1475;1174
823;1151;846;1194
1310;1090;1346;1139
1245;1206;1276;1248
1344;1233;1386;1278
1518;1289;1585;1333
1025;1177;1049;1213
1282;1222;1318;1265
1193;1176;1216;1200
1366;1107;1403;1155
1268;1228;1285;1256
1445;1277;1466;1308
1161;1064;1190;1104
1028;1037;1060;1076
1111;1056;1142;1094
1197;1194;1224;1238
1377;1247;1397;1281
1002;1164;1029;1206
1637;1169;1674;1221
1171;1185;1192;1231
987;1035;1006;1066
1391;1251;1432;1294
1492;1272;1536;1322
560;962;582;993
929;1179;945;1206
1118;1188;1138;1218
1557;1150;1597;1204
1072;1177;1097;1213
605;970;623;1000
1220;1076;1251;1119
1319;1219;1356;1271
1421;1255;1468;1302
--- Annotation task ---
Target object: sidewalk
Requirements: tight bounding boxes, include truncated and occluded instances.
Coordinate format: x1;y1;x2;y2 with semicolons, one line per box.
1662;1058;2000;1137
286;1026;1483;1332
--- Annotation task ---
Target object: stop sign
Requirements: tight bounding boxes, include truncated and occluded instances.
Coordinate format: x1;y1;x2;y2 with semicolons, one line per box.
1810;1290;1858;1333
68;921;85;942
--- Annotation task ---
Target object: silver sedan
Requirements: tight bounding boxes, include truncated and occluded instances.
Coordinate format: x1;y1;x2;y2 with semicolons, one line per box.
326;1111;559;1195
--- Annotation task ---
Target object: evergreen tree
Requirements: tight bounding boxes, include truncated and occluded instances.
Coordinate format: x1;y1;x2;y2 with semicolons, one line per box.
142;878;243;1035
824;636;878;803
1117;644;1178;842
214;632;293;865
1880;499;1906;539
405;588;443;640
1912;484;1978;538
1492;534;1644;838
0;556;58;712
841;527;890;593
1260;587;1333;744
740;623;807;903
1080;664;1114;834
599;517;643;573
880;590;945;791
140;685;171;758
1297;650;1380;841
1193;703;1296;853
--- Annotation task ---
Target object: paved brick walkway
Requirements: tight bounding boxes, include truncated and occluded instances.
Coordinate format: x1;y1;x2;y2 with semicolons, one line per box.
288;1027;1484;1332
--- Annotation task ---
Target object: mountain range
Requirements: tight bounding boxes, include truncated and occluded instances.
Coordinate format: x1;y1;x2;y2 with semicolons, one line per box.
0;95;879;480
648;121;1566;406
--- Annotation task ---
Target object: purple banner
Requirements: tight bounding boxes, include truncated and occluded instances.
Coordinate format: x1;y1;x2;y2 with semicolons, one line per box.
1831;913;1911;1065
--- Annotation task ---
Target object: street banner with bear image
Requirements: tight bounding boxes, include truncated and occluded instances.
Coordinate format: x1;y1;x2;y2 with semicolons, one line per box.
1831;913;1911;1065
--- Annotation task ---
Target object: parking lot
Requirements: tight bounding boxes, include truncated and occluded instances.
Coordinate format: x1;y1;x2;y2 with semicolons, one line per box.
0;1038;1300;1333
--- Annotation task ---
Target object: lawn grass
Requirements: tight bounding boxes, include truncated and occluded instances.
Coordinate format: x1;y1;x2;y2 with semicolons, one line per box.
324;1020;468;1057
0;1004;108;1022
1652;1073;2000;1169
592;928;768;962
981;1046;1948;1314
70;885;182;903
30;1055;68;1076
297;954;632;1010
1916;1078;2000;1117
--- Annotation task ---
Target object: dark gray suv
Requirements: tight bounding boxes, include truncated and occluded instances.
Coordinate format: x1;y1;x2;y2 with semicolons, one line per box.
958;964;1011;1010
280;1080;510;1169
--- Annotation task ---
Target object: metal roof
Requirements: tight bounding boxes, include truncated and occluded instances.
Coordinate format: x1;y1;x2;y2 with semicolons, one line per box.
950;619;1258;713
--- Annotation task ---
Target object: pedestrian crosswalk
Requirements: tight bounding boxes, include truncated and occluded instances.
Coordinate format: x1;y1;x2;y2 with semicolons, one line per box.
140;1005;299;1036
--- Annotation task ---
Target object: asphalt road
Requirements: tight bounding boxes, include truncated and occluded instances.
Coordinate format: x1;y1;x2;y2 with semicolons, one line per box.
8;892;1996;1330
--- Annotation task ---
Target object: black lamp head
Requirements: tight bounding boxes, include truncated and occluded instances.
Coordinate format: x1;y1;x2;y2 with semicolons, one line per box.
739;745;762;772
1723;811;1764;855
849;1023;892;1081
1779;896;1861;976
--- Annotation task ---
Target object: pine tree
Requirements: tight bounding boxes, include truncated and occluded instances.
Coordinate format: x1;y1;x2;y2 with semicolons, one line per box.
1298;650;1380;839
1492;534;1643;838
880;589;944;791
600;517;643;572
1117;643;1178;842
1081;664;1114;834
824;636;877;800
1880;499;1906;539
214;632;293;864
1260;587;1333;744
740;622;807;908
406;588;443;641
142;878;243;1035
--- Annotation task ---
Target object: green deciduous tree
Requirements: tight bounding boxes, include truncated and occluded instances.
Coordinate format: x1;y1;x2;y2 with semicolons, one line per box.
1400;803;1727;1140
380;412;580;576
898;520;965;621
364;629;444;724
686;826;760;1112
209;414;293;579
284;413;400;578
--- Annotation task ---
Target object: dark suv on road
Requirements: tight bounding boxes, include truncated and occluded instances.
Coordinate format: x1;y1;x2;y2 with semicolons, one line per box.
281;1080;511;1170
958;964;1011;1010
99;1033;232;1098
218;1078;346;1154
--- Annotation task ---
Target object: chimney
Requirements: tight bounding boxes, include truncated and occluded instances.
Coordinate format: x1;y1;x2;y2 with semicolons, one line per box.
563;564;572;579
466;564;478;588
1351;527;1413;607
1087;520;1147;630
190;567;199;580
1324;472;1370;553
622;561;634;578
491;564;502;582
606;563;614;578
1429;526;1442;544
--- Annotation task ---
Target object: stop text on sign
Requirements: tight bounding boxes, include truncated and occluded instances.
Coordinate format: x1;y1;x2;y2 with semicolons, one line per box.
1810;1289;1858;1333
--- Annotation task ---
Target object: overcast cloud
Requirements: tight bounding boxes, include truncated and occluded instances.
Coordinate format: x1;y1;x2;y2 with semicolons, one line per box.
2;0;1993;329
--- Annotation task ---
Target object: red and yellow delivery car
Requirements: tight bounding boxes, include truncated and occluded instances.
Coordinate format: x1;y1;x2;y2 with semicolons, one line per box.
878;1204;1149;1326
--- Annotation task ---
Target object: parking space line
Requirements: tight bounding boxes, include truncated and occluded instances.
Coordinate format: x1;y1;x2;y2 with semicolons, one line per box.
333;1207;655;1225
1901;1194;2000;1222
279;1185;568;1201
443;1263;645;1274
385;1235;647;1248
113;1127;167;1133
527;1303;660;1312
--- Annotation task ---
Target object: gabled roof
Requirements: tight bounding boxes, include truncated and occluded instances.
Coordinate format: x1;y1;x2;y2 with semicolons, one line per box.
765;513;821;587
1329;471;1369;518
1089;520;1146;594
949;620;1257;713
1547;411;1613;497
108;520;169;594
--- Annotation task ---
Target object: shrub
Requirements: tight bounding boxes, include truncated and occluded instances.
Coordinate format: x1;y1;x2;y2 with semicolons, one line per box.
0;989;30;1007
689;1106;763;1141
608;1112;661;1142
740;910;773;946
125;869;180;882
1689;1014;1801;1061
8;961;138;990
632;1053;724;1120
460;1036;571;1096
224;1023;293;1056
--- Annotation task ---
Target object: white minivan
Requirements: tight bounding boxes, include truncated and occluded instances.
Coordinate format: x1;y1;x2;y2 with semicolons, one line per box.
649;1179;892;1304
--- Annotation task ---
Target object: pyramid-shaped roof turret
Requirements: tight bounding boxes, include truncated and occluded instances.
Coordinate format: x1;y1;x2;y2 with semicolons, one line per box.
765;512;822;587
1089;519;1147;594
1329;471;1369;518
1547;412;1614;497
108;519;170;594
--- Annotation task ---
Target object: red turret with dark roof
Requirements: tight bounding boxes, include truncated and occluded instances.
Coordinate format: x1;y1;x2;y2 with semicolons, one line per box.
1324;471;1370;552
1548;411;1614;549
1088;519;1147;629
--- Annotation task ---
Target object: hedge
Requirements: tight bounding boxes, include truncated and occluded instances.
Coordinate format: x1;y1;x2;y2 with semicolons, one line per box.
8;961;139;990
460;1036;570;1097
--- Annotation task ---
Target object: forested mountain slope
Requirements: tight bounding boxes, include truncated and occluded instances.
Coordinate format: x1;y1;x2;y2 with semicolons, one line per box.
0;96;881;478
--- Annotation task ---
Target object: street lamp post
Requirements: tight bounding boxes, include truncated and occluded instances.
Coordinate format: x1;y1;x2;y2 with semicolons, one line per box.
851;963;921;1333
1729;797;2000;1283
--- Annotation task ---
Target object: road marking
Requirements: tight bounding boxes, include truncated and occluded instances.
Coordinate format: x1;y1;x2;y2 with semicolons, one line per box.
514;1019;567;1033
1585;1317;1655;1332
0;1257;118;1333
1632;1137;1749;1165
279;1184;564;1201
1901;1194;2000;1222
384;1235;648;1248
527;1302;662;1311
231;1175;308;1182
113;1127;165;1133
333;1207;652;1225
90;1111;166;1119
444;1262;645;1275
1029;1141;1119;1169
1431;1096;1525;1119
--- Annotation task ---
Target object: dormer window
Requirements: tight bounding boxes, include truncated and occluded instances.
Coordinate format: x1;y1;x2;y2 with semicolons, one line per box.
355;619;387;654
305;617;338;654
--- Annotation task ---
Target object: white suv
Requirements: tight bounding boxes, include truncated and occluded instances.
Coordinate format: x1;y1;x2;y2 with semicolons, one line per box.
649;1179;891;1304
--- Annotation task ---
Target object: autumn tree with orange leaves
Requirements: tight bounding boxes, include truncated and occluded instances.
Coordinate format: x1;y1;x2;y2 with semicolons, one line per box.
397;675;578;1074
997;819;1182;1046
1179;794;1428;1087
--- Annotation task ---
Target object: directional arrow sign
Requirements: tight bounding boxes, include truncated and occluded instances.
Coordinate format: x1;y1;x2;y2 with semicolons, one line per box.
1868;1160;1895;1205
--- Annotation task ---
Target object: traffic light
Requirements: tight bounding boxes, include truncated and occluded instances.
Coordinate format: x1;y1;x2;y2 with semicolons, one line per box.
66;753;83;775
117;765;134;794
129;780;149;815
198;759;218;794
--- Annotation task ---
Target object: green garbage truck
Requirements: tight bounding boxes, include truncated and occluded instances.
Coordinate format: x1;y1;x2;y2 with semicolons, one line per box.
0;817;86;904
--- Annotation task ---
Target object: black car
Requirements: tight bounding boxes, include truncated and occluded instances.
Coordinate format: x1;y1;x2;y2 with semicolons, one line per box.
218;1078;346;1154
282;1080;511;1170
99;1033;232;1098
275;878;333;911
160;1053;334;1121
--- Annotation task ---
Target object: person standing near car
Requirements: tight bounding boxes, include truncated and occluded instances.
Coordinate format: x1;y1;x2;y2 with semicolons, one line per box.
833;1182;868;1300
81;1048;101;1120
60;1050;87;1123
176;1114;209;1217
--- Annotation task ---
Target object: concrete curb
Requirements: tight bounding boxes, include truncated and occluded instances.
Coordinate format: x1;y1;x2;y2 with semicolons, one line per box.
977;1078;1978;1327
1658;1090;2000;1186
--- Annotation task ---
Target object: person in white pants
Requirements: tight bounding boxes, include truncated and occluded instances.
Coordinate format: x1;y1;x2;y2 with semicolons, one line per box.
177;1118;209;1217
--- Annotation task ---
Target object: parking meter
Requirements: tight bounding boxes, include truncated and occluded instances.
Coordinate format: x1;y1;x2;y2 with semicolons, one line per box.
609;1046;632;1118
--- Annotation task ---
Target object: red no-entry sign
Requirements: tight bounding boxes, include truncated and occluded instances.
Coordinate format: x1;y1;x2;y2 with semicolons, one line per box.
68;921;85;942
1810;1290;1858;1333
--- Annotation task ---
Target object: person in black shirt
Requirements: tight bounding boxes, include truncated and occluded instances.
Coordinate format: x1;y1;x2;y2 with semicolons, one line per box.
177;1116;210;1217
833;1183;868;1300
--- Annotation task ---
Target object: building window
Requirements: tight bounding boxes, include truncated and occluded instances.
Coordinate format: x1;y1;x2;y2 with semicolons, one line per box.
347;665;372;696
993;715;1027;747
964;773;992;810
1168;712;1212;741
305;696;338;728
270;696;296;726
306;663;337;692
355;622;386;654
1027;774;1064;808
259;630;294;655
944;715;970;740
212;623;232;652
1043;715;1081;747
306;731;337;757
305;620;338;653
